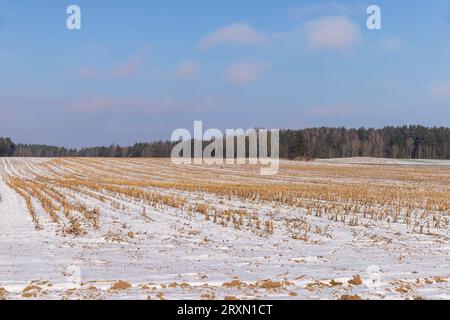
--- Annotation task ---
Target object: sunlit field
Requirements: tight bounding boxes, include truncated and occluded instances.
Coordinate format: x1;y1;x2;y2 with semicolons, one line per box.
0;157;449;300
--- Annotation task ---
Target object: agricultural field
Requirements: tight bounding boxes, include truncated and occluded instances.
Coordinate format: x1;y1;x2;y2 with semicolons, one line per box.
0;157;449;300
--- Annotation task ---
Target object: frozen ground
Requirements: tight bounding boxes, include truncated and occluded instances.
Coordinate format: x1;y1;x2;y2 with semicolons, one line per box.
314;157;450;167
0;157;449;300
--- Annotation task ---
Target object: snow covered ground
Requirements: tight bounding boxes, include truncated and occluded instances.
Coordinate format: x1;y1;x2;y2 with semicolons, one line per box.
0;157;449;300
314;157;450;167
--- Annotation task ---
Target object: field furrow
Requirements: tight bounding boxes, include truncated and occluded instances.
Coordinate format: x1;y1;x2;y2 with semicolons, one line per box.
0;157;449;300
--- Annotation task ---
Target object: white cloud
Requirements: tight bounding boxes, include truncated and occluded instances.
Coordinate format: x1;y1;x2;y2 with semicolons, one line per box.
197;94;231;112
174;60;200;79
429;80;450;99
225;58;269;84
200;22;267;48
108;46;151;79
305;16;360;52
381;36;402;52
109;57;141;78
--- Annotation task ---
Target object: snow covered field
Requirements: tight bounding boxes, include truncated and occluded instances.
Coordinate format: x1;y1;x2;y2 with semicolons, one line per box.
314;157;450;167
0;157;449;300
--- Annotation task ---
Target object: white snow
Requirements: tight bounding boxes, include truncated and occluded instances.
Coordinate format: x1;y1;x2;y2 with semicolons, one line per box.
0;157;449;300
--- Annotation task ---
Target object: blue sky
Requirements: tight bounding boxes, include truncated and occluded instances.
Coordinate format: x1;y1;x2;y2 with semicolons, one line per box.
0;0;450;147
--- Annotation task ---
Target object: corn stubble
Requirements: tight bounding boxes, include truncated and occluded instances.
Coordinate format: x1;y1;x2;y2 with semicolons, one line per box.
4;158;449;242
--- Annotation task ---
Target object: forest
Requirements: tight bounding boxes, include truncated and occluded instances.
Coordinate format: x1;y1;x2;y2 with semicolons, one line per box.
1;125;449;159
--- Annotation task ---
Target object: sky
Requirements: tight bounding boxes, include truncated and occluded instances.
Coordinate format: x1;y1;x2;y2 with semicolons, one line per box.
0;0;450;148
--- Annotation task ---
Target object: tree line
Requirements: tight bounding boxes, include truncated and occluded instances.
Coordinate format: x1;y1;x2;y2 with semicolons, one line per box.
281;125;449;160
1;125;449;159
